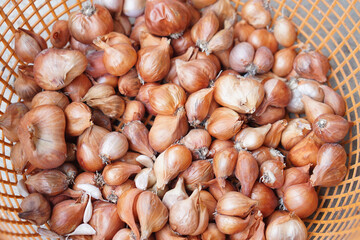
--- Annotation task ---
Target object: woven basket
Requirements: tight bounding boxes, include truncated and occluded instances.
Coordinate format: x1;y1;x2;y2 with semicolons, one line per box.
0;0;359;239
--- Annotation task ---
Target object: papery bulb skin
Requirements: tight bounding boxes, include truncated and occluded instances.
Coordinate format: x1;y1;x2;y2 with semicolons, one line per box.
294;51;330;83
145;0;191;38
15;28;47;63
17;105;67;169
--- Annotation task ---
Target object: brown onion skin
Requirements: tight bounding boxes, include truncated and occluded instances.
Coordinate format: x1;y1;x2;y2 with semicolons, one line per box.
273;17;297;47
293;51;330;83
276;165;310;198
234;20;255;42
171;30;195;56
77;125;110;172
229;42;255;73
145;0;191;37
85;51;108;79
250;182;278;217
89;201;125;240
50;20;70;48
252;46;274;74
63;74;92;102
251;106;286;125
248;29;278;54
320;85;346;116
209;139;234;158
313;113;350;143
283;182;318;219
68;4;113;44
272;47;297;77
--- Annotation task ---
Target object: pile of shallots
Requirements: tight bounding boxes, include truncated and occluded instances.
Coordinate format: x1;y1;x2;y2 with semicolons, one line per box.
3;0;351;239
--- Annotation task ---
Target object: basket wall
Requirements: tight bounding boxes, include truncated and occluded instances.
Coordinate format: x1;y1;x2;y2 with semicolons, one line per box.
0;0;359;239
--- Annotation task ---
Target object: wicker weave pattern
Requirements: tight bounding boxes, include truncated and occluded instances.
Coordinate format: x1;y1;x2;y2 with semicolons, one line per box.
0;0;359;239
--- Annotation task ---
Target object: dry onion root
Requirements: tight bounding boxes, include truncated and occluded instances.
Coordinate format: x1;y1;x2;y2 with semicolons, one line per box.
6;0;351;239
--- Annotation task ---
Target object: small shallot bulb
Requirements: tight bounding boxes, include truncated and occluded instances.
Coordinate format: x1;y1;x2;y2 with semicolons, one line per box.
149;111;189;153
180;129;212;160
136;83;160;115
310;143;347;187
264;119;288;148
14;65;41;101
82;84;115;102
283;182;318;218
93;39;137;76
10;142;27;173
65;102;92;137
99;132;129;164
18;193;51;225
122;100;145;123
248;29;278;54
50;20;70;48
85;50;107;78
294;51;330;83
89;201;124;240
31;91;70;110
234;124;272;151
25;170;69;196
170;188;209;236
118;69;142;97
206;107;244;140
260;160;285;189
288;131;324;167
137;191;169;239
276;165;311;198
320;85;346;116
281;118;312;150
63;74;93;102
171;30;195;56
287;77;325;114
137;38;171;83
58;163;78;183
77;125;110;172
302;95;334;123
50;195;88;235
313;113;350;143
73;172;98;190
103;162;141;186
123;121;155;159
68;3;113;44
154;144;192;190
191;11;219;52
185;87;214;127
229;42;255;73
88;95;126;119
179;160;214;191
102;180;135;203
266;211;307;240
176;59;217;93
200;191;217;221
117;189;142;240
213;148;238;187
162;177;188;209
251;46;274;75
123;0;146;17
272;46;297;77
252;146;284;166
14;28;47;63
209;139;234;158
145;0;191;38
18;105;67;169
257;78;292;115
149;83;187;115
202;223;225;240
0;102;28;142
204;179;236;201
215;214;251;235
250;182;278;217
251;105;285;125
34;48;87;90
214;75;265;114
241;0;271;28
273;17;297;47
216;191;257;218
235;150;259;197
234;20;255;42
